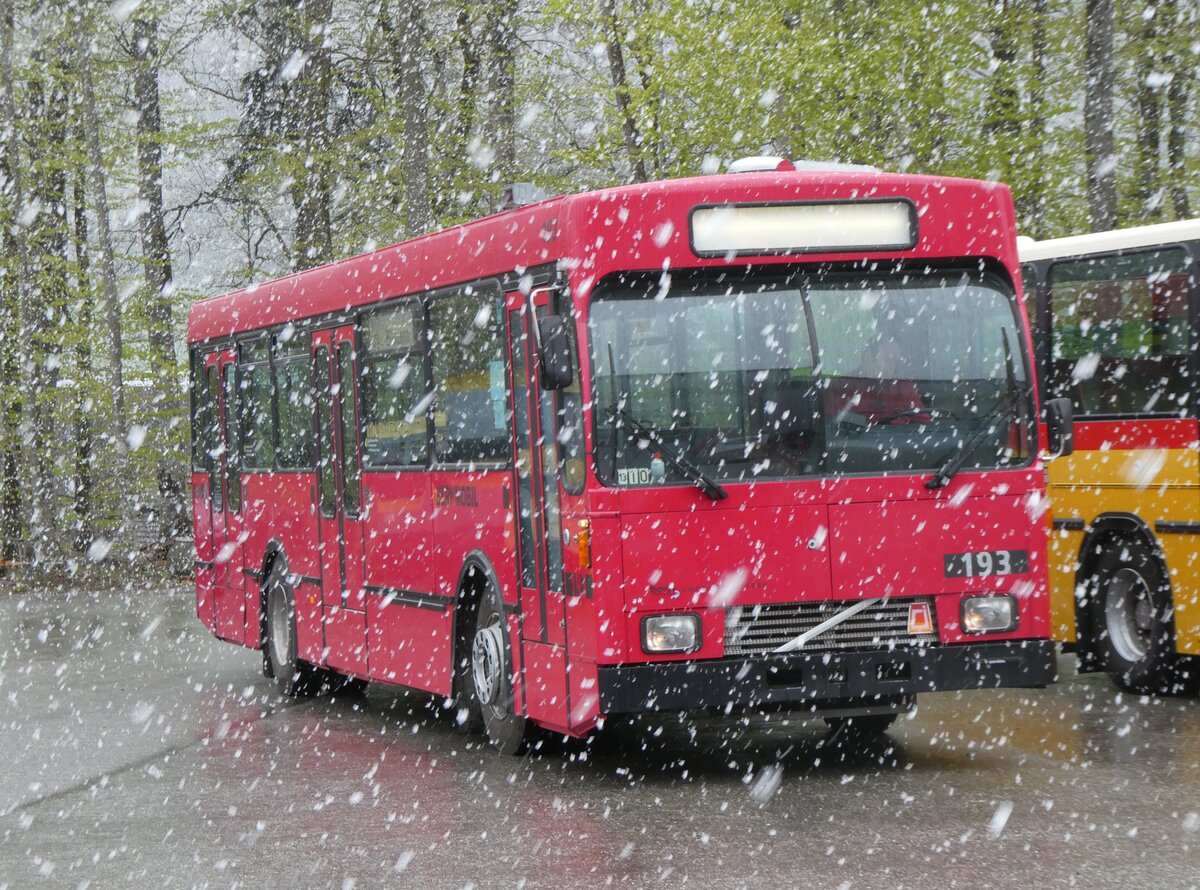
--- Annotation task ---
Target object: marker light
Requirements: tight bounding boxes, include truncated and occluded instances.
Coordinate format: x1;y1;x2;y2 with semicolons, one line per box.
641;613;701;654
908;601;934;635
577;520;591;569
961;595;1018;634
690;200;917;257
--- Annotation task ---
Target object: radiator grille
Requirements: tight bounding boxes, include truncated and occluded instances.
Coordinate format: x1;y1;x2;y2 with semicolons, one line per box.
724;598;938;657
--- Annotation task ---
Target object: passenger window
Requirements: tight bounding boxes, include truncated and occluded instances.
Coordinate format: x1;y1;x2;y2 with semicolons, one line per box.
273;331;314;469
361;302;428;467
315;347;336;518
207;364;222;511
336;341;361;514
1049;249;1191;416
191;352;211;472
241;344;275;470
428;288;509;464
551;295;585;494
223;363;242;512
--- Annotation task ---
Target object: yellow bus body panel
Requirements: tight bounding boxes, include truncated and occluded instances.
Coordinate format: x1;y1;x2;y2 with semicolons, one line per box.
1047;446;1200;654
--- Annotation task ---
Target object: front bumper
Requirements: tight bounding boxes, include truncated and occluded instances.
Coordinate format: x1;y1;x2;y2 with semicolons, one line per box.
597;640;1057;714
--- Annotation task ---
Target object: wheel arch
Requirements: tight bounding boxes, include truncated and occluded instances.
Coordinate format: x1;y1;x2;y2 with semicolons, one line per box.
257;540;289;648
451;550;507;699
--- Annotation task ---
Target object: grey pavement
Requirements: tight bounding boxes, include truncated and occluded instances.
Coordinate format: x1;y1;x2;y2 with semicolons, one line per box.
2;585;1199;889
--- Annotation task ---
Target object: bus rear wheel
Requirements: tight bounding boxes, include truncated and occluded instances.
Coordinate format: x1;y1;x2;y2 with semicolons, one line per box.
263;569;319;697
1091;538;1178;694
468;589;528;754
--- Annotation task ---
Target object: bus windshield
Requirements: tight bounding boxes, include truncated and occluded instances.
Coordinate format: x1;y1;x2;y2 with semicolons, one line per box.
589;267;1034;485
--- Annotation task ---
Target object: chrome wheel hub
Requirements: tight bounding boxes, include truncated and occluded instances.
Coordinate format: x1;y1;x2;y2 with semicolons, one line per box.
269;586;291;667
472;619;506;706
1106;567;1153;663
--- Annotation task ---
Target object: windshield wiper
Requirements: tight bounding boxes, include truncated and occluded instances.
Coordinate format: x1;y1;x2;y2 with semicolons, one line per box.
926;329;1028;490
610;405;728;501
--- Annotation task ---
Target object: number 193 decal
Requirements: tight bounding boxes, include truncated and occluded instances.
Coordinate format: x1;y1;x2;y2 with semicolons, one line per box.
943;550;1029;578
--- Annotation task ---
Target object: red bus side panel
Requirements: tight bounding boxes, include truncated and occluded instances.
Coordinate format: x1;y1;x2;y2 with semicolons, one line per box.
369;599;452;693
523;639;570;733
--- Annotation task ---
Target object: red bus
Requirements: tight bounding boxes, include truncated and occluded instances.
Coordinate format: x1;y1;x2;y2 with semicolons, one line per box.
189;159;1066;752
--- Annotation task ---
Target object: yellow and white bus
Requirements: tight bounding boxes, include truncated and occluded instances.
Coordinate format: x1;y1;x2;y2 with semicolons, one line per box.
1020;219;1200;693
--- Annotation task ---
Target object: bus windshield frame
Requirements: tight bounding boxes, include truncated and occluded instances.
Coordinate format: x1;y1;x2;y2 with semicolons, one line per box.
586;263;1036;489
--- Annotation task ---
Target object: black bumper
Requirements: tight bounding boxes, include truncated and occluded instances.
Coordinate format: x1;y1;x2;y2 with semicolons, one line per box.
597;640;1057;714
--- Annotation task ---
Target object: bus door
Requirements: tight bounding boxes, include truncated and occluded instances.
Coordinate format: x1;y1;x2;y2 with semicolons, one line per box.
209;348;247;644
507;290;570;729
313;326;368;676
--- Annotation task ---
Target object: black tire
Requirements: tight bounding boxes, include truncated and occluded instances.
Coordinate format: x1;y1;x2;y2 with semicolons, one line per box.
464;586;528;754
1090;537;1178;694
453;592;486;735
823;713;898;742
263;569;319;697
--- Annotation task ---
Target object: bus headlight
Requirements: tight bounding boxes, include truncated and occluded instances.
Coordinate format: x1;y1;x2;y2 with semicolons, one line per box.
641;614;701;654
961;595;1018;634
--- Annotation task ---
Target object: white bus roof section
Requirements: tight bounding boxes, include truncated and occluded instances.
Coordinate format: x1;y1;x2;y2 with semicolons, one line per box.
1019;218;1200;263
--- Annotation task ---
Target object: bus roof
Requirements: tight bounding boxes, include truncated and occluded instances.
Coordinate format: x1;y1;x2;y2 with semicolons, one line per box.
189;169;1018;345
1018;217;1200;263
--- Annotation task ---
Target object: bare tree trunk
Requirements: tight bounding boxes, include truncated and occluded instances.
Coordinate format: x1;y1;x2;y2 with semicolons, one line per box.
77;26;127;446
487;0;518;183
599;0;648;183
290;0;334;269
132;11;185;551
383;0;431;234
72;166;93;553
133;13;176;376
1084;0;1118;231
0;0;25;573
984;2;1021;174
1163;0;1192;219
1133;0;1162;221
25;35;72;566
1165;75;1191;219
450;4;481;169
1024;0;1049;237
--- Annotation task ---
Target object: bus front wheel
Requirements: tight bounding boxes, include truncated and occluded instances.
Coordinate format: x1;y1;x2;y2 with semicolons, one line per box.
468;589;528;754
1091;538;1178;694
263;569;319;697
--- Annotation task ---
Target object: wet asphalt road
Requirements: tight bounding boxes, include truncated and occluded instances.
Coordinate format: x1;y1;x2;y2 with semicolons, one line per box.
2;586;1199;889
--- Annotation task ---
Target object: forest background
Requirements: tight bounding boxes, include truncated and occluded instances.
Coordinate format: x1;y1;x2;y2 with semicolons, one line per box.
0;0;1195;580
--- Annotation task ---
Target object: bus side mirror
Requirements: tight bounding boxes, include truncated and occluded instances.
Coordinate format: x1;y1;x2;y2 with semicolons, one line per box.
1044;397;1074;459
537;315;574;391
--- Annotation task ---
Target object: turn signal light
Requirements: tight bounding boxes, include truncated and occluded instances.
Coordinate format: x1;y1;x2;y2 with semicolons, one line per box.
908;601;933;635
577;520;591;569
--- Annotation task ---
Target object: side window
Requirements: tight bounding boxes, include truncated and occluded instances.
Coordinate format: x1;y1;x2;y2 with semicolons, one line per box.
240;340;274;470
190;351;211;472
552;293;585;494
1019;263;1038;333
315;347;336;518
207;364;222;511
361;302;428;467
336;341;361;515
429;288;509;464
274;331;314;470
1049;248;1191;416
223;363;242;512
